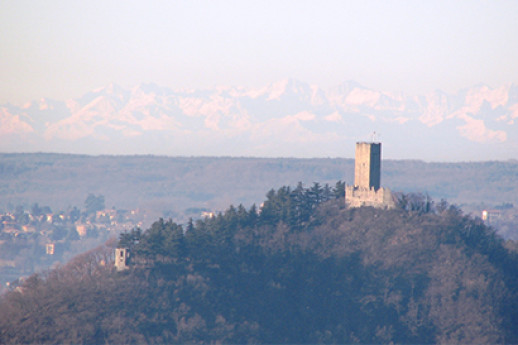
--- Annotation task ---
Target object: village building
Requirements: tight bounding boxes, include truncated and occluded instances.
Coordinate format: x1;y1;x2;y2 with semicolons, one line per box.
115;248;130;271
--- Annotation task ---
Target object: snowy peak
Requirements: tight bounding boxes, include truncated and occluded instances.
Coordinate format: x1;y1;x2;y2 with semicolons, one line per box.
1;80;517;160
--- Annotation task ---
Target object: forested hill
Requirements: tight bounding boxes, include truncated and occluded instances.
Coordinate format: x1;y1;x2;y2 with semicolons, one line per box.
1;184;518;344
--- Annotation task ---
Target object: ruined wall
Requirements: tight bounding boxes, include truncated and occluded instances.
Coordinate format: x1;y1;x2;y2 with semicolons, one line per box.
345;185;395;209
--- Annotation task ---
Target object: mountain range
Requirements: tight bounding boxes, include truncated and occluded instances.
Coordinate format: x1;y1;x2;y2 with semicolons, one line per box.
2;80;517;161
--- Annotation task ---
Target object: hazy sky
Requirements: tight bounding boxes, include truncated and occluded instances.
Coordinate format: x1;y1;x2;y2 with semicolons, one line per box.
1;0;517;104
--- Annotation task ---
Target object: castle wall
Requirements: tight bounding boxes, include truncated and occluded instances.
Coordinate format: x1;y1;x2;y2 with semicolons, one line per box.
345;185;395;209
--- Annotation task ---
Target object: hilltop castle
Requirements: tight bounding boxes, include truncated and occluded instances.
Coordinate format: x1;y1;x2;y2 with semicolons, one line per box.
345;142;395;209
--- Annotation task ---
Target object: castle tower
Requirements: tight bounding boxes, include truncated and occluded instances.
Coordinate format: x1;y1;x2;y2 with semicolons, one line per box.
346;142;394;209
354;142;381;190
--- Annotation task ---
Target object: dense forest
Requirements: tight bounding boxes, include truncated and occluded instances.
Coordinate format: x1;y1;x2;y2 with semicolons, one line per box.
1;182;518;344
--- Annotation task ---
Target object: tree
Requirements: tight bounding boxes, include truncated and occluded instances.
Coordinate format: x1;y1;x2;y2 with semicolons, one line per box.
30;203;42;217
14;205;29;225
334;180;346;199
119;228;142;249
84;194;105;215
68;206;81;223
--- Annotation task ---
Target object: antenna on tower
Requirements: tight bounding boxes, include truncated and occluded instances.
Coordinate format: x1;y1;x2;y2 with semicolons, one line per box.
370;131;381;143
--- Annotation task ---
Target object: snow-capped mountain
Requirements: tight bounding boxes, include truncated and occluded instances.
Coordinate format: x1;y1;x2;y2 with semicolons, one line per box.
1;80;517;161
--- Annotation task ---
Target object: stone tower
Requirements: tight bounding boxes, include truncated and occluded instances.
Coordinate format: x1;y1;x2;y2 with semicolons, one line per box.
354;142;381;190
115;248;130;271
345;142;395;208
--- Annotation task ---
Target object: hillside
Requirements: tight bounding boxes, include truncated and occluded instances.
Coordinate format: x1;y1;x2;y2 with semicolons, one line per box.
1;186;518;344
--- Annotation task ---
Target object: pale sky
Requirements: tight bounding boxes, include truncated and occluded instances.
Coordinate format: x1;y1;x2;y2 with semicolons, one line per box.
1;0;517;104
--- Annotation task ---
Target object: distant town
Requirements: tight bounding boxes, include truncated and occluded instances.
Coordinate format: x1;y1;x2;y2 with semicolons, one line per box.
0;194;179;292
